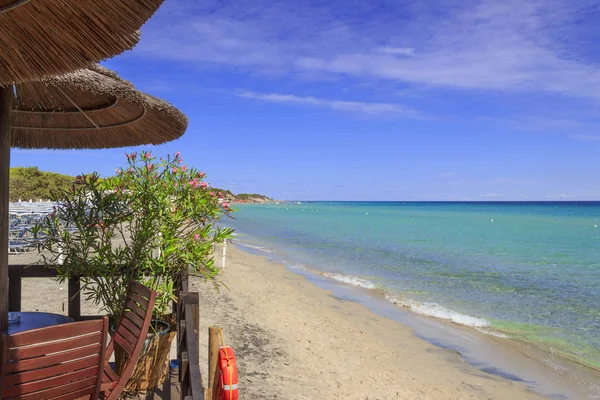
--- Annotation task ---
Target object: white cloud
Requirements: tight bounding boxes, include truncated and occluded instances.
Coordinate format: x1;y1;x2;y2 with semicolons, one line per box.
137;0;600;99
237;91;415;115
376;47;415;56
545;194;576;199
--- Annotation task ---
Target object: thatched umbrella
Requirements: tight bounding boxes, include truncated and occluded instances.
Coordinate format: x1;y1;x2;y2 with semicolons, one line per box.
0;0;166;85
0;65;188;330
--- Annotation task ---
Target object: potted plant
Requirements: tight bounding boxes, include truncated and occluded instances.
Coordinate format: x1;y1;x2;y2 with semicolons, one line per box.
34;151;233;390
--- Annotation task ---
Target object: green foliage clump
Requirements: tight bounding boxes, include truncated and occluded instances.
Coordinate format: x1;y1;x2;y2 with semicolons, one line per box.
236;193;272;201
9;167;74;201
34;151;234;323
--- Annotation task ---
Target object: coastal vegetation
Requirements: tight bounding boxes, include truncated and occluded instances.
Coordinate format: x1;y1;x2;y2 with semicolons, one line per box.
34;151;233;322
9;167;74;202
9;166;272;203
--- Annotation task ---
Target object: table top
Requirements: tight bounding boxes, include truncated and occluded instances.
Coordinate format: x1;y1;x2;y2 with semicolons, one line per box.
5;312;75;335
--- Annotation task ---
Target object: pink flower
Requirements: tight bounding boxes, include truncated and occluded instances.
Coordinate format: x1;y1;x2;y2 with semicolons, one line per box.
193;233;200;241
200;182;209;189
142;151;152;159
175;151;181;159
174;182;178;187
209;191;216;197
126;152;137;161
172;167;178;173
181;165;187;172
218;191;223;197
198;172;206;178
147;163;154;171
222;202;230;209
188;178;199;187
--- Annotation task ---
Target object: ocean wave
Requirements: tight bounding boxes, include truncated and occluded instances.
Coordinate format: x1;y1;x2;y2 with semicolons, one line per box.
307;268;490;328
321;273;377;290
237;242;273;253
385;295;491;328
312;270;490;328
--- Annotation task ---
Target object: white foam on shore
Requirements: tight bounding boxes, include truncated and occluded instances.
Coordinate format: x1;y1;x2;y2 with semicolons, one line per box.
476;328;509;338
322;273;377;290
386;295;491;328
238;242;274;253
308;269;489;329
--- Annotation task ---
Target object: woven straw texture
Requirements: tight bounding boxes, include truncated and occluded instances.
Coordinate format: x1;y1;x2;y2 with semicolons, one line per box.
0;0;164;85
10;65;187;149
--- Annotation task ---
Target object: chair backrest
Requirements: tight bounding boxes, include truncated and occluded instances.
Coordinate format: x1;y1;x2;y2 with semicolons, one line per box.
0;317;109;400
104;281;156;399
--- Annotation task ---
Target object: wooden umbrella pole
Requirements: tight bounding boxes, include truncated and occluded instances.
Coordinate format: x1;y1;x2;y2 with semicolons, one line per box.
0;86;12;332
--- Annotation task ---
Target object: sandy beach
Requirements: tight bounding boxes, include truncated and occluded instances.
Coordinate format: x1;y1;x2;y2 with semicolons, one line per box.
11;245;589;399
193;245;547;400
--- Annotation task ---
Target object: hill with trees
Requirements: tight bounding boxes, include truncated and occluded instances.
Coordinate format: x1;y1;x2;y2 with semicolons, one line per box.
9;167;74;202
9;167;273;203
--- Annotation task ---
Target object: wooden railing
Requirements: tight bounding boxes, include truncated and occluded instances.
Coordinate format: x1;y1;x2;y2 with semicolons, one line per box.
8;264;207;400
8;264;85;318
177;278;204;400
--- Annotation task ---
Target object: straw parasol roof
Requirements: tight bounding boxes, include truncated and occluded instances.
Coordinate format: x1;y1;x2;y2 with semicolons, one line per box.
0;65;187;331
0;0;165;85
10;64;188;148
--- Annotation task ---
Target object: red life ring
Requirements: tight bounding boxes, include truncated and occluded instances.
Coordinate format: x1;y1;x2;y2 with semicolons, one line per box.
217;346;238;400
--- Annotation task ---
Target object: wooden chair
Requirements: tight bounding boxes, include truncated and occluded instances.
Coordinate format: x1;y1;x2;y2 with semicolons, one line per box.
0;317;109;400
101;281;156;399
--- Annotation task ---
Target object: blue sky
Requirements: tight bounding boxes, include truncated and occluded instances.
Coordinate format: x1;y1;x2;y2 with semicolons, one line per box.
12;0;600;200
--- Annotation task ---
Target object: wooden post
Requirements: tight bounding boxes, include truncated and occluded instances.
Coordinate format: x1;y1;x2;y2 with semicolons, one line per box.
208;326;221;400
0;86;13;331
221;240;227;273
8;266;22;312
68;277;81;320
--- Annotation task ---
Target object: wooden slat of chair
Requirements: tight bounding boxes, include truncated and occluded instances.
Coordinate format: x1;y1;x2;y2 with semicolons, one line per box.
113;333;135;355
0;317;109;400
5;345;103;373
124;300;145;319
3;357;100;387
119;317;140;337
8;332;102;360
129;292;149;308
123;310;144;329
101;281;156;400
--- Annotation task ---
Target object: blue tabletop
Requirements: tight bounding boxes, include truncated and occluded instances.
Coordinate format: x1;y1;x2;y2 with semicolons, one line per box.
6;312;75;335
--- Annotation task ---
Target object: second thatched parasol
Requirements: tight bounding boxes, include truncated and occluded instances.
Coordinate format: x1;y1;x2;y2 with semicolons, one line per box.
0;65;188;330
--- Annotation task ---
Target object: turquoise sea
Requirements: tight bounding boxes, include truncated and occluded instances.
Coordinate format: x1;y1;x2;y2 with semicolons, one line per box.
224;201;600;373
